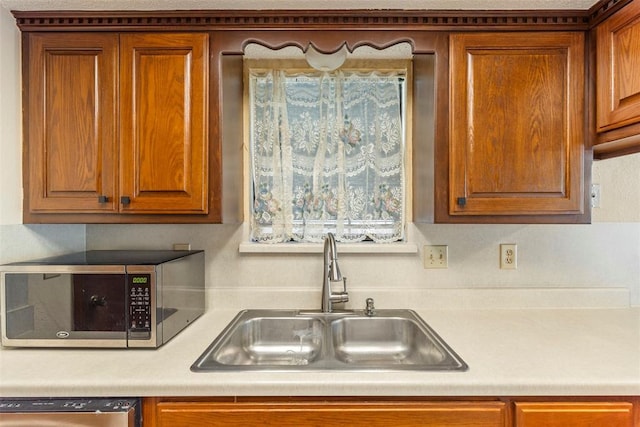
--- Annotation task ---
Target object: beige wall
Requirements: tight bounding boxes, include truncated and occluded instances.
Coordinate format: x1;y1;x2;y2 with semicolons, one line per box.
0;5;22;225
593;153;640;222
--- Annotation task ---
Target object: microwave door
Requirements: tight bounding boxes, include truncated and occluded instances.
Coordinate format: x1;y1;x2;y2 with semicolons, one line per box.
2;269;128;348
73;274;127;334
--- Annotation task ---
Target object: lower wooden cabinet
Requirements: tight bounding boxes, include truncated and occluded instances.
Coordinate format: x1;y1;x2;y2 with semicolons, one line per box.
143;399;507;427
143;397;640;427
514;401;636;427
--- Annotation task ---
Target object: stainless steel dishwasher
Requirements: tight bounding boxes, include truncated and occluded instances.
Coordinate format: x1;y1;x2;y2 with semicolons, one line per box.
0;398;140;426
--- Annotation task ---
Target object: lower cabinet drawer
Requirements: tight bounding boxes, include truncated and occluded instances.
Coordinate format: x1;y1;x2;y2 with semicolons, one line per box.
150;400;506;427
514;402;635;427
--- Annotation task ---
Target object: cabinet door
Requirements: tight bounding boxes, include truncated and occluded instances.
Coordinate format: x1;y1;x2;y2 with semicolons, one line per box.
150;401;506;427
26;33;118;213
596;0;640;132
448;32;584;218
515;402;635;427
119;33;208;214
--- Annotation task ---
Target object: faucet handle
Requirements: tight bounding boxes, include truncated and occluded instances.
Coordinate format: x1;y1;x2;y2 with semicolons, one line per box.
365;297;376;316
329;277;349;305
340;278;349;303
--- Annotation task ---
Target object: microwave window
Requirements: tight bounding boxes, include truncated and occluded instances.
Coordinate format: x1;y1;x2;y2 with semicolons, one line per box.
73;274;127;332
3;273;127;340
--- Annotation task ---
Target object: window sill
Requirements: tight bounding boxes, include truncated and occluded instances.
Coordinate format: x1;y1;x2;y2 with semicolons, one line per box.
238;241;419;254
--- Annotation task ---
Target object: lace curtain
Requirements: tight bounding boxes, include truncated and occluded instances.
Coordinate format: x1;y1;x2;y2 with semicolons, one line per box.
250;69;406;243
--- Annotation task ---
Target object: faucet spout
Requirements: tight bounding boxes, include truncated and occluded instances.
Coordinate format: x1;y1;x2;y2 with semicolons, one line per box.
321;233;348;313
326;234;341;281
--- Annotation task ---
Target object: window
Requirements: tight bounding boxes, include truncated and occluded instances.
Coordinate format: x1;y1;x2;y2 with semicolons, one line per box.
246;58;410;244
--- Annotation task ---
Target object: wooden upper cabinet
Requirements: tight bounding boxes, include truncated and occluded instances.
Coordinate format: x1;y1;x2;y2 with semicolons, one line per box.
594;0;640;159
24;32;213;222
447;32;586;221
119;33;208;214
596;0;640;133
27;33;118;213
515;402;636;427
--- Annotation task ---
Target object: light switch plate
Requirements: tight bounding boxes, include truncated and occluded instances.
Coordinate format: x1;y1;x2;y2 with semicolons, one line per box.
424;245;448;269
591;183;601;208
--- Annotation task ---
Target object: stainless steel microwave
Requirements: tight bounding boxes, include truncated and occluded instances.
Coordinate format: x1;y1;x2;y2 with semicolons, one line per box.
0;250;204;348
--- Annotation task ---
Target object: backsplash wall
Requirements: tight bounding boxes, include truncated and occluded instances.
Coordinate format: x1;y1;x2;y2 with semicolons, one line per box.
85;221;640;307
0;225;86;263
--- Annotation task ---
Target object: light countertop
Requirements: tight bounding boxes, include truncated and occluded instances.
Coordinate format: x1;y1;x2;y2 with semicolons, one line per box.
1;306;639;398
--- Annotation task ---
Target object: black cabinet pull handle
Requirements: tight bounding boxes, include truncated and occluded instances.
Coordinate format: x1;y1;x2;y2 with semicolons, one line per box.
98;195;108;203
121;196;131;206
457;197;467;207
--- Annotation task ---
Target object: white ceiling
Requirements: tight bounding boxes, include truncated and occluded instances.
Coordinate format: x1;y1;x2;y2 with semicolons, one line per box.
1;0;600;11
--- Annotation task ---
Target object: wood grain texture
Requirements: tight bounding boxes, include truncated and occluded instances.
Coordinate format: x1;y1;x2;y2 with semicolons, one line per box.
11;10;591;32
22;23;592;224
26;33;118;213
23;32;219;222
596;0;640;132
152;401;506;427
515;402;635;427
448;32;585;217
144;397;640;427
119;33;209;214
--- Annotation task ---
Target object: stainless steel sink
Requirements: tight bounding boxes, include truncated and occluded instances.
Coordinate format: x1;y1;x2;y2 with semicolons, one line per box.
332;316;451;367
208;315;325;366
191;309;467;371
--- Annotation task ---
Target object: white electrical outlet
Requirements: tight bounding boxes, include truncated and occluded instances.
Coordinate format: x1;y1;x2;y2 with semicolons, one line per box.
500;244;517;270
424;245;448;269
173;243;191;251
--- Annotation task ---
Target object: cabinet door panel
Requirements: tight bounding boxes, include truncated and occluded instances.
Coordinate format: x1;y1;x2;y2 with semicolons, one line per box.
120;33;208;214
153;401;506;427
515;402;635;427
597;0;640;132
27;33;118;212
449;32;584;217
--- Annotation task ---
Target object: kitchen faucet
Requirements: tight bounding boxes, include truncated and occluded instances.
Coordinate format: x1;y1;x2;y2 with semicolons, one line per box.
321;233;349;313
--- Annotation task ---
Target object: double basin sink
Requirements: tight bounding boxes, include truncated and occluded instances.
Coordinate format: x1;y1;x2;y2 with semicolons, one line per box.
191;309;467;371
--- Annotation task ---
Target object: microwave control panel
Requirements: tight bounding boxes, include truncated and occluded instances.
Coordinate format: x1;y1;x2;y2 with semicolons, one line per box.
128;274;151;339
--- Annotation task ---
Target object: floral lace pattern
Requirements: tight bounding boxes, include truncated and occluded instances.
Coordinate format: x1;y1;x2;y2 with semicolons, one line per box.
250;69;405;243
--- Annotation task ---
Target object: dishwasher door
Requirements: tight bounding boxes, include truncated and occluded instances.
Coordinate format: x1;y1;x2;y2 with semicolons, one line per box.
0;398;139;427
